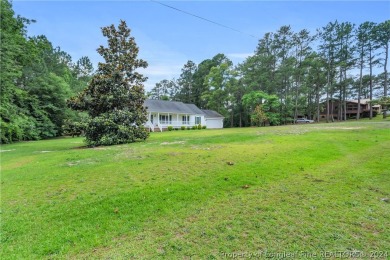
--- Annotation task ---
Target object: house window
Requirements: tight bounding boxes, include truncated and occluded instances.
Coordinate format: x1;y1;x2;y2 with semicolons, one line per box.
159;115;172;124
182;115;189;125
195;116;201;125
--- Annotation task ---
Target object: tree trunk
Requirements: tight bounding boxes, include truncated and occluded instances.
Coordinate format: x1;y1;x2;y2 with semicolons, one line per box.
230;109;234;128
343;87;347;121
239;110;242;127
294;83;299;122
339;87;343;121
326;65;331;123
369;48;373;120
330;93;335;122
384;42;388;119
343;70;347;121
316;85;320;122
326;92;330;123
357;50;363;120
308;94;312;120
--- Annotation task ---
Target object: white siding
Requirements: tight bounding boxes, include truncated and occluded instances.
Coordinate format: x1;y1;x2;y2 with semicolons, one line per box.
205;118;223;129
190;115;205;126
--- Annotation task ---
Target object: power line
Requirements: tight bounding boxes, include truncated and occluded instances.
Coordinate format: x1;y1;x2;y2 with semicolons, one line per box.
150;0;258;39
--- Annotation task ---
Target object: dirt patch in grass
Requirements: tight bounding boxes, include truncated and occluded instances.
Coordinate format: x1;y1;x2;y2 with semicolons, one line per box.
2;156;34;170
65;159;98;167
114;148;146;160
277;130;308;135
72;146;90;150
0;149;15;153
312;126;364;130
168;152;185;156
160;141;185;145
191;145;224;150
93;147;112;150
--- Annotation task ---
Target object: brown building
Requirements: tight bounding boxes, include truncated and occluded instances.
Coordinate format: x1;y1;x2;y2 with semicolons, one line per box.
320;99;382;120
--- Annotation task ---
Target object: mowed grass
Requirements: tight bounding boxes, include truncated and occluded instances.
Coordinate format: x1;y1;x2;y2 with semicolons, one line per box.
1;120;390;259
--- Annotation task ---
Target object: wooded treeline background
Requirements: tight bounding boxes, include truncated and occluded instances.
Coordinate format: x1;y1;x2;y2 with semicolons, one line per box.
148;21;389;127
1;0;389;143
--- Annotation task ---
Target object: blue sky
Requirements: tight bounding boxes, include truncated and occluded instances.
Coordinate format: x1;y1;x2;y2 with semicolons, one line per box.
13;1;390;91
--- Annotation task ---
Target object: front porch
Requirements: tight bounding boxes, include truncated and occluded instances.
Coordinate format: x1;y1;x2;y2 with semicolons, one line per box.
146;112;202;132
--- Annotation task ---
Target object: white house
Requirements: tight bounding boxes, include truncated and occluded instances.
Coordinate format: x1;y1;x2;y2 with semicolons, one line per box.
144;99;224;131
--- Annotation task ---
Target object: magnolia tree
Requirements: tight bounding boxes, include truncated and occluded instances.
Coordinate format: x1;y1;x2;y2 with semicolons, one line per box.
68;20;149;146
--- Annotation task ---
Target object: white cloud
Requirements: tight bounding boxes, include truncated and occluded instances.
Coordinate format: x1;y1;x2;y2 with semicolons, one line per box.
142;64;183;92
226;52;253;59
135;31;190;91
140;59;185;92
144;64;183;77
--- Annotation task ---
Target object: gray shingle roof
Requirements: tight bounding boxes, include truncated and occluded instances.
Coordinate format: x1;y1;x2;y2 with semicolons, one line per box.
186;104;205;115
144;99;224;118
201;109;224;118
144;99;203;114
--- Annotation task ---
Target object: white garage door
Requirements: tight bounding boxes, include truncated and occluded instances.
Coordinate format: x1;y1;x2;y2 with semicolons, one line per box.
206;118;223;129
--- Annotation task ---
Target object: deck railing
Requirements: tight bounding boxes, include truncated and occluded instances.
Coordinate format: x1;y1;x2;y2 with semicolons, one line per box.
152;121;197;126
159;120;193;125
146;120;201;130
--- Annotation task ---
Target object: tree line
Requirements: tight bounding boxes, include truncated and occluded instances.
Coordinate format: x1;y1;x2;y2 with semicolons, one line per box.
148;21;389;127
1;0;93;143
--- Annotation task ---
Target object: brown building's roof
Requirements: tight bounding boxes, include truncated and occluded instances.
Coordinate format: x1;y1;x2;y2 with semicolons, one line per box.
348;99;370;104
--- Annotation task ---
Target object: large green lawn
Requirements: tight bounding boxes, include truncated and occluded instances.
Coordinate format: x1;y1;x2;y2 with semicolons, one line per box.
1;120;390;259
